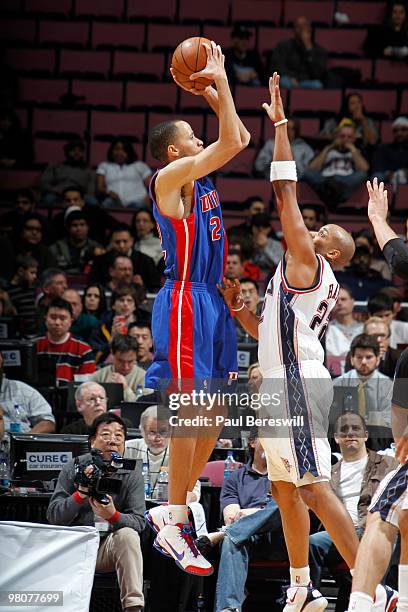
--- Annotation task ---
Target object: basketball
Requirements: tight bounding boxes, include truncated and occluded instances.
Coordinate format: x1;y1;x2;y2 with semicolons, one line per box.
171;37;214;91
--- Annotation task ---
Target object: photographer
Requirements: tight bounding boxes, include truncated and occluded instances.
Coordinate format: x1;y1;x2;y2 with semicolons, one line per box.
47;413;145;612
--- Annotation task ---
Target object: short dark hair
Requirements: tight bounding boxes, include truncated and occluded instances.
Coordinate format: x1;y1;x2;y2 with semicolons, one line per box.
128;321;152;334
339;284;354;298
46;297;73;317
367;293;393;316
107;138;137;164
240;277;259;292
335;411;368;433
41;268;66;288
350;333;380;357
16;254;38;270
111;283;140;306
88;412;127;443
243;196;264;210
110;253;133;269
62;186;85;199
16;189;36;203
110;223;132;238
250;213;271;228
149;119;180;163
228;248;244;264
111;334;138;354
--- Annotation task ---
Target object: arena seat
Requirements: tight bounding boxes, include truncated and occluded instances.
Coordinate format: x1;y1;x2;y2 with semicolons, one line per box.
336;1;386;25
126;0;177;21
220;148;257;176
258;28;292;55
38;20;89;47
328;58;373;82
147;23;200;51
33;108;88;137
231;0;282;24
34;137;72;165
148;112;205;140
18;77;68;104
92;22;145;49
59;50;111;78
179;0;229;23
72;80;123;109
393;184;408;213
375;59;408;85
380;120;394;144
203;25;256;49
90;110;146;141
336;183;369;212
284;1;333;25
200;461;225;486
235;85;288;113
0;19;36;43
263;117;320;142
178;90;210;112
315;28;366;56
0;169;40;190
126;82;177;111
290;89;342;116
297;182;325;207
5;48;56;76
113;51;166;80
24;0;72;16
400;89;408;114
207;114;263;147
74;0;125;19
345;88;397;118
215;177;272;205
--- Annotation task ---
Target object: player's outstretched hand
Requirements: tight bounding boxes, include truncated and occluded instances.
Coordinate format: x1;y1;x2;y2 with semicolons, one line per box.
217;277;244;310
367;177;389;223
262;72;286;124
169;67;211;96
190;41;225;83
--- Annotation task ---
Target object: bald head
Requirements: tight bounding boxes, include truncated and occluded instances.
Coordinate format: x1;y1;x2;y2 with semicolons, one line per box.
328;225;355;267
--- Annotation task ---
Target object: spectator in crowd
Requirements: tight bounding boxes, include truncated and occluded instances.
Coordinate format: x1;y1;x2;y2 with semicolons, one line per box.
367;292;408;350
379;286;408;322
61;381;107;435
325;285;363;374
131;208;163;266
320;92;378;150
127;322;154;371
225;249;246;281
248;362;262;393
107;255;141;291
49;209;104;274
90;224;161;292
15;213;56;274
250;213;284;274
0;189;36;236
35;268;68;329
6;254;38;337
0;288;16;318
90;334;146;401
333;334;393;427
271;16;328;89
372;116;408;187
90;285;149;364
47;413;145;612
304;122;369;207
40;140;96;206
0;105;33;169
224;25;265;87
254;117;314;179
82;283;107;320
63;288;99;344
234;278;261;342
335;246;392;301
0;352;55;441
97;138;152;209
364;1;408;59
353;231;392;281
36;298;96;384
309;412;396;612
228;196;266;237
301;205;320;231
362;317;399;378
228;235;263;281
0;405;3;440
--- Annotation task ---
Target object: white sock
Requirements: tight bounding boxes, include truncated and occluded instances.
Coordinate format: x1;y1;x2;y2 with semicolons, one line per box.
167;504;188;525
290;566;310;587
350;568;355;576
398;565;408;612
348;592;374;612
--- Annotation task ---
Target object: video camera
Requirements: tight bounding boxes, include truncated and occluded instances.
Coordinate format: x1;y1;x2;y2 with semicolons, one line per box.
74;448;135;505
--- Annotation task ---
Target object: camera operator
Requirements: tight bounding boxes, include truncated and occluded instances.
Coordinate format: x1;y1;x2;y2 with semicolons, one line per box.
47;413;145;612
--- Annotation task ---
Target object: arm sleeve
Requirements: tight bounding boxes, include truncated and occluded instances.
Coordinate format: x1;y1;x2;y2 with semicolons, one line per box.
96;162;107;176
110;469;146;533
392;349;408;410
47;461;89;526
383;239;408;280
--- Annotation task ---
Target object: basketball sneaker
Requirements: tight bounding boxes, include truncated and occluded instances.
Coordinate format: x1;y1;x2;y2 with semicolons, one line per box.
283;584;328;612
154;523;214;576
373;585;398;612
145;505;168;534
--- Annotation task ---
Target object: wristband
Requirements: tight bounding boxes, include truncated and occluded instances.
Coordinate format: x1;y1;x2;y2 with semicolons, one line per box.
274;118;288;127
231;302;245;312
270;161;297;182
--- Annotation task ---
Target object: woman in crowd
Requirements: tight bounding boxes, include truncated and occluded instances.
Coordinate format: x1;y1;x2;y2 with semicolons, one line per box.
81;283;107;320
320;92;378;150
96;138;152;209
364;1;408;59
131;208;163;266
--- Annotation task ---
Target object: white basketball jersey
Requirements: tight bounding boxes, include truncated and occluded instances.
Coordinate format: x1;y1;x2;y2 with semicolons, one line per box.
258;254;340;373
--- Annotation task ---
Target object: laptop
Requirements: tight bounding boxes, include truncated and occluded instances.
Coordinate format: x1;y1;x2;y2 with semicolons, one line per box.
119;401;154;429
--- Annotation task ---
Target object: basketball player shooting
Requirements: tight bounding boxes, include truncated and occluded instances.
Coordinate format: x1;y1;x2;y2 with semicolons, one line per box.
144;41;250;576
219;72;379;612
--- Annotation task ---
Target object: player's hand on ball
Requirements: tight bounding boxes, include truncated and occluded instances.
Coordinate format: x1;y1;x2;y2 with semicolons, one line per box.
262;72;286;124
190;41;225;83
170;67;211;96
217;277;244;310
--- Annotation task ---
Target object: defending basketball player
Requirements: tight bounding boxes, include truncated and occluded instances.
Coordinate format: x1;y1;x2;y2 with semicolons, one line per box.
219;73;396;612
144;41;250;575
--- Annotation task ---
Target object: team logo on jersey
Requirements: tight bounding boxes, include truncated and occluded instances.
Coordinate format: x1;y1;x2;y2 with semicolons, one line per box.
200;189;220;213
227;371;239;385
281;457;292;473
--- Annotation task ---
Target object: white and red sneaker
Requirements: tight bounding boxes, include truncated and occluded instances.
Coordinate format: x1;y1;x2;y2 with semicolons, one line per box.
145;505;168;534
154;523;214;576
373;585;398;612
283;584;328;612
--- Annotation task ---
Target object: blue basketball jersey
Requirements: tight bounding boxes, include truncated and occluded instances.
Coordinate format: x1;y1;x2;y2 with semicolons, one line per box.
149;172;228;285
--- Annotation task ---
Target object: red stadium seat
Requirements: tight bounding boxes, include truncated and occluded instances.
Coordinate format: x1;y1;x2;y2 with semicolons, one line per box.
220;148;256;176
375;59;408;84
380;120;394;144
231;0;281;24
393;184;408;213
72;80;123;109
258;28;292;55
34;137;71;165
148;112;204;140
16;108;28;129
345;88;397;118
59;50;110;78
0;19;36;43
207;115;263;147
290;89;342;115
92;23;145;49
18;77;68;104
203;25;257;49
337;1;386;25
113;51;166;80
127;0;177;21
74;0;125;18
215;177;272;205
5;48;56;75
400;90;408;114
33;109;88;136
89;141;143;167
235;85;286;113
0;169;40;190
0;0;23;13
336;183;369;211
179;0;229;23
24;0;71;16
39;21;89;47
147;24;200;51
178;90;209;112
91;111;146;141
328;58;373;82
297;182;325;206
315;28;366;56
126;82;177;111
284;1;333;25
200;461;225;486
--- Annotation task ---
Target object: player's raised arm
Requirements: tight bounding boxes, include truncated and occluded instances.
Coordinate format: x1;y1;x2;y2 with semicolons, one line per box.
262;73;318;286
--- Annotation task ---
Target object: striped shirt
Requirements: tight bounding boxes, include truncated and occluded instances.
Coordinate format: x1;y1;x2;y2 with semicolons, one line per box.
36;333;96;383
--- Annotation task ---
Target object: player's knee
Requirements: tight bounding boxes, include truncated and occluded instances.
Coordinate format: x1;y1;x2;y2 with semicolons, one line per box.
298;482;333;513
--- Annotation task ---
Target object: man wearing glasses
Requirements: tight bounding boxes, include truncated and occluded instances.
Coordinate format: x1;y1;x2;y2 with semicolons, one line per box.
47;413;145;612
61;381;107;435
